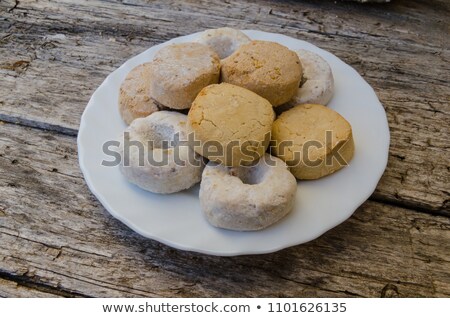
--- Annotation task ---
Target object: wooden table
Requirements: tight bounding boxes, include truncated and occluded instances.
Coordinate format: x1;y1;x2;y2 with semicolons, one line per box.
0;0;449;298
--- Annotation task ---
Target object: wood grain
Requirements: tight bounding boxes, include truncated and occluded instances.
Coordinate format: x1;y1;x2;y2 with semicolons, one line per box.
0;0;449;297
0;278;63;298
0;122;449;297
1;0;449;214
0;0;448;130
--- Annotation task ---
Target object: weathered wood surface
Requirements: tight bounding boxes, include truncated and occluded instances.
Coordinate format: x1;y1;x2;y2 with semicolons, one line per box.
0;0;449;297
1;0;449;214
0;122;449;297
0;278;62;298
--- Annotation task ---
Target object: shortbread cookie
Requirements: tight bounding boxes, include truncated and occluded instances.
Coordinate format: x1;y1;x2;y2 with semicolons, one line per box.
149;43;221;110
119;111;204;193
200;154;297;231
187;83;274;167
119;63;160;125
271;104;354;179
195;27;251;59
281;50;334;111
220;40;302;106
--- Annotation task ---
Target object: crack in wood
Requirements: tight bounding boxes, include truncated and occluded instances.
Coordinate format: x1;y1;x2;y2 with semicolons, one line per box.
279;275;366;297
38;266;164;298
381;283;400;298
370;194;449;218
0;270;89;298
0;114;78;137
7;0;19;13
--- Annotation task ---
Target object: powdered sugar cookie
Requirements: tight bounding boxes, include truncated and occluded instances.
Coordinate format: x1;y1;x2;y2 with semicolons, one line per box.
119;111;204;193
282;50;334;111
149;43;220;110
200;154;297;231
195;27;251;59
119;63;160;125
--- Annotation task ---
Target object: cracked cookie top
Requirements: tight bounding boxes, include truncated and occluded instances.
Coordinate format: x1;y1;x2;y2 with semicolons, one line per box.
187;83;274;167
149;42;221;110
221;40;302;106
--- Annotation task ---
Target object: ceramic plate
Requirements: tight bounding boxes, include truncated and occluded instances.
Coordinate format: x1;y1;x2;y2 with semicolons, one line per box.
78;30;390;256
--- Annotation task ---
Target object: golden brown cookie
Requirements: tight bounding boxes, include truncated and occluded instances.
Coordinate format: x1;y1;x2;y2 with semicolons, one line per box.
119;63;160;125
149;43;221;110
271;104;354;179
187;83;274;167
220;40;302;107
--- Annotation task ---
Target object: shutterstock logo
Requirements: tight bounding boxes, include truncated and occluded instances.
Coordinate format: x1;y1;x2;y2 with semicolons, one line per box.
101;131;351;168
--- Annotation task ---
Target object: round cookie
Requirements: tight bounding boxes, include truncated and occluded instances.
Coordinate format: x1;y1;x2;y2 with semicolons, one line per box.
119;62;160;125
279;50;334;113
119;111;204;193
271;104;354;180
220;40;302;106
199;154;297;231
195;27;251;59
187;83;274;167
149;43;220;110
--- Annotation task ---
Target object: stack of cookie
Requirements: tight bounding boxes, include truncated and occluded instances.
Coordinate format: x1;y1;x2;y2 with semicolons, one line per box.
118;28;354;231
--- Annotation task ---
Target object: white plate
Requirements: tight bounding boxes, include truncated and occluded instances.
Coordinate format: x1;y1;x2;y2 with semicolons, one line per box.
78;30;390;256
